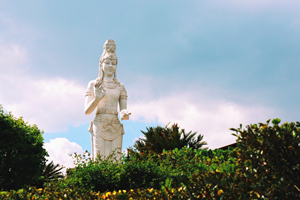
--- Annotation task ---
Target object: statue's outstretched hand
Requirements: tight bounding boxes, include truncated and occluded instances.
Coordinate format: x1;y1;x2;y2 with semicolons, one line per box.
95;85;106;100
120;110;131;120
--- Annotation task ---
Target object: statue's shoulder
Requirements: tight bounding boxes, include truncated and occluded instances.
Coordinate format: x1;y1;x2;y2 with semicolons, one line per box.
119;83;127;93
86;80;97;91
118;82;125;88
88;80;97;86
114;79;126;90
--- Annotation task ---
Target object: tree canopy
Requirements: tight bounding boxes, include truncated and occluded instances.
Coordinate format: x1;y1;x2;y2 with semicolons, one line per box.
0;105;48;190
134;123;207;154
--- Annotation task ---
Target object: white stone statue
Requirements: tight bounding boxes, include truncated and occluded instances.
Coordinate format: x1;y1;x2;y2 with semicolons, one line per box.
84;39;131;159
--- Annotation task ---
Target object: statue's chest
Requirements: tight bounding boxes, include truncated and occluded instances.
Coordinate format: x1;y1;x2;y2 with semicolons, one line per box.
105;89;120;102
102;84;121;102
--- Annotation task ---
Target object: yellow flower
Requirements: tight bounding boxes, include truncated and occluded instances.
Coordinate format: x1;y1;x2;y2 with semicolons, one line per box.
217;189;223;196
130;189;134;192
113;191;117;195
254;192;260;198
123;190;126;193
149;188;153;193
106;191;111;197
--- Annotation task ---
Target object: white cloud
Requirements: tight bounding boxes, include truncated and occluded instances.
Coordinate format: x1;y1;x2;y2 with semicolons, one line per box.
44;138;84;171
0;40;89;133
0;42;27;68
129;93;274;149
1;76;88;132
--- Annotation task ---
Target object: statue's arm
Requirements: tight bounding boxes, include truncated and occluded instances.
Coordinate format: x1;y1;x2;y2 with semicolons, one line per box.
119;84;131;120
84;81;105;115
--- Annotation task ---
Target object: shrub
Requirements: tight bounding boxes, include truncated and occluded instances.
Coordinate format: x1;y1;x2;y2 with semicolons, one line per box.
120;152;168;190
231;119;300;199
66;152;122;192
3;118;298;199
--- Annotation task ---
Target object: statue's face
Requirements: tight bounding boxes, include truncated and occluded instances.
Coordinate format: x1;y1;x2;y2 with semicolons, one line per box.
103;58;117;76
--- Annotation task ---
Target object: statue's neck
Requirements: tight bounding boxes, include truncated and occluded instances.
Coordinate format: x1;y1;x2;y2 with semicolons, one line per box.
103;75;114;82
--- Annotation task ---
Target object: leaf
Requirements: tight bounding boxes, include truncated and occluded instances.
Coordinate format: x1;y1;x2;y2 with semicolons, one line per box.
272;118;281;125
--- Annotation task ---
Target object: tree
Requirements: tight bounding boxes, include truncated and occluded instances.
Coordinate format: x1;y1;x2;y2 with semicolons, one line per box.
42;161;64;181
0;105;48;190
35;161;64;188
134;123;207;154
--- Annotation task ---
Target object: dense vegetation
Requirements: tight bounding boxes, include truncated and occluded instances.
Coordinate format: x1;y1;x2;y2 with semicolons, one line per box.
0;105;48;191
231;118;300;199
134;123;207;154
1;117;299;199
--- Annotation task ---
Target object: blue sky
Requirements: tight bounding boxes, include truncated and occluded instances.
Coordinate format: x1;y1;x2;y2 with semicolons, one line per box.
1;0;299;168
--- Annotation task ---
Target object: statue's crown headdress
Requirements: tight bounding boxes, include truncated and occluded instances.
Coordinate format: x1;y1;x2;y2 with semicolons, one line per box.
103;39;116;53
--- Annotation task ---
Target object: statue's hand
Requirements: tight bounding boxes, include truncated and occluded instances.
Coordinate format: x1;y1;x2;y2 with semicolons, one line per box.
120;109;131;120
95;85;106;100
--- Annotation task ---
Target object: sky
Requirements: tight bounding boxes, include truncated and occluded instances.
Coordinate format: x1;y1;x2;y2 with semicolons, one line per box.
0;0;299;169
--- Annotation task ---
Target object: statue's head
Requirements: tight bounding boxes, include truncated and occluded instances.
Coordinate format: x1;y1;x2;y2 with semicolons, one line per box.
97;39;119;82
98;53;118;81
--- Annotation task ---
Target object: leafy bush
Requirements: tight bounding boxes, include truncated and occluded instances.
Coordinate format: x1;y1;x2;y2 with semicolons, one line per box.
63;147;235;198
231;119;300;199
2;118;299;199
0;186;172;200
1;147;235;199
66;152;122;192
0;105;48;190
120;154;168;190
158;147;238;199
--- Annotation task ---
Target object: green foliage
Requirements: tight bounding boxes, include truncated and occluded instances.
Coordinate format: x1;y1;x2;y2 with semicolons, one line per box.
2;118;299;199
0;185;173;199
157;147;238;199
231;119;300;199
42;161;64;181
66;152;123;192
134;123;207;154
36;161;64;188
0;147;235;199
0;105;48;191
120;154;168;190
61;147;235;198
65;151;169;192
